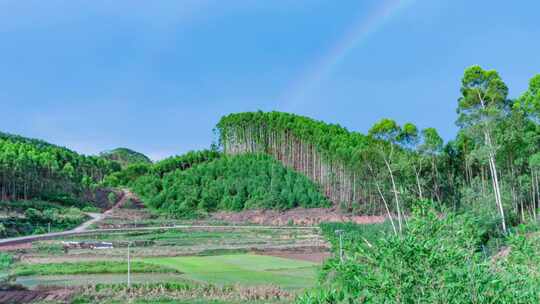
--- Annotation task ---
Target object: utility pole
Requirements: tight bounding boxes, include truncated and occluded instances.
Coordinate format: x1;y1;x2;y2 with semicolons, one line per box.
127;242;131;288
335;229;344;263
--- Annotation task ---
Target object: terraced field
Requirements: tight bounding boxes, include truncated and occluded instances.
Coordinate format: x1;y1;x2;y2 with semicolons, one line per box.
144;254;318;290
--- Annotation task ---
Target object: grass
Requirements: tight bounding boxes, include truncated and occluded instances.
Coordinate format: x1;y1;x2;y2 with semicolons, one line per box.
129;299;287;304
15;273;186;288
58;228;311;252
143;254;318;290
0;252;13;282
12;261;179;276
320;220;395;251
73;281;292;304
74;299;279;304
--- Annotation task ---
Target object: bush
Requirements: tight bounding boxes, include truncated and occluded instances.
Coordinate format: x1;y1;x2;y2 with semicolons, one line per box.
0;253;13;272
299;201;540;303
108;192;118;204
0;204;88;238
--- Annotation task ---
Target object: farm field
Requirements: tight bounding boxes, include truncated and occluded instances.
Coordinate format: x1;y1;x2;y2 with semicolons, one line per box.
144;254;318;290
1;217;328;303
13;254;318;291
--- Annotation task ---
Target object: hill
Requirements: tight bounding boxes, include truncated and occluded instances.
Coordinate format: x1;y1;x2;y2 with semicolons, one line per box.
99;147;152;168
130;153;330;218
0;131;120;204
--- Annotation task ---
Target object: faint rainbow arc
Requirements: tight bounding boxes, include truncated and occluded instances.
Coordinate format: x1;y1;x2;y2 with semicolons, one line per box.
281;0;415;110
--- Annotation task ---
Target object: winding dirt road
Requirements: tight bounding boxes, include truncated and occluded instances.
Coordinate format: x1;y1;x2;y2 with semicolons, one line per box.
0;190;131;248
0;190;318;249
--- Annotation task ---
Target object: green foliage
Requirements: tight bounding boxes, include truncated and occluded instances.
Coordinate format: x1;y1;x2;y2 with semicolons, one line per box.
12;261;178;276
107;191;118;204
33;242;65;254
216;111;453;215
299;203;540;303
319;221;396;253
0;200;88;237
134;153;330;218
144;254;317;289
516;74;540;123
0;131;120;203
153;150;222;177
0;253;13;272
102;150;221;188
100;147;152;168
218;111;370;174
102;163;152;187
82;205;101;212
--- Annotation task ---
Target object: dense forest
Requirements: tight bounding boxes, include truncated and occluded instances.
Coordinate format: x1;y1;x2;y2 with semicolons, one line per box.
107;152;329;217
0;132;120;203
102;149;221;187
99;147;152;168
217;66;540;233
0;133;123;237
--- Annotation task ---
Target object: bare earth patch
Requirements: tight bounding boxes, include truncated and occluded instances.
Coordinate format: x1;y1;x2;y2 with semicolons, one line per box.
212;207;386;226
0;242;32;251
0;287;76;304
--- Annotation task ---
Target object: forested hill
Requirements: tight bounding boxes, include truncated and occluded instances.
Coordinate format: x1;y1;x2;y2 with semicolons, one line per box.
0;131;65;150
0;131;120;203
218;67;540;225
217;111;416;214
100;147;152;168
129;153;330;217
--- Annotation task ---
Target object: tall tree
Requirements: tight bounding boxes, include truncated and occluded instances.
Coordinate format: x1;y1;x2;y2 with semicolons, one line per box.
421;128;444;202
369;118;404;233
516;74;540;123
456;65;509;233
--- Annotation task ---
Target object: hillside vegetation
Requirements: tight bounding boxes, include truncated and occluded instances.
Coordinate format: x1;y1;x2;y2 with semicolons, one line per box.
0;200;88;237
102;149;221;187
130;153;329;217
0;132;121;237
294;67;540;303
100;147;152;168
0;131;120;203
218;67;540;234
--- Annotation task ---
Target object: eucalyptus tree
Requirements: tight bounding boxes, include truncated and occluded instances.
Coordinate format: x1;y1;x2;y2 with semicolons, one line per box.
369;118;404;233
132;153;330;217
398;122;425;200
420;128;444;202
456;66;509;232
516;74;540;123
0;132;119;203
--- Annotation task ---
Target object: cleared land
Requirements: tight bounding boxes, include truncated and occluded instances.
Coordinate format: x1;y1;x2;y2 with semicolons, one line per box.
1;192;331;304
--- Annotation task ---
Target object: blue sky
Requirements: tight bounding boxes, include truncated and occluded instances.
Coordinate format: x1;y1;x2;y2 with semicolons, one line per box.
1;1;539;160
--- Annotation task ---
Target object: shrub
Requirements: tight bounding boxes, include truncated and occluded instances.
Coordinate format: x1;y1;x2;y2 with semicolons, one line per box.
300;201;540;303
108;192;118;204
0;253;13;272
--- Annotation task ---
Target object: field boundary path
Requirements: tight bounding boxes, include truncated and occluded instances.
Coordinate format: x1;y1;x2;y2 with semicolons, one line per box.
0;225;320;248
0;189;319;248
0;190;131;248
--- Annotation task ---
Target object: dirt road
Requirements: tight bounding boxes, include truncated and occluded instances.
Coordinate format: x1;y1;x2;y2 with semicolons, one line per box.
0;190;132;248
0;188;319;248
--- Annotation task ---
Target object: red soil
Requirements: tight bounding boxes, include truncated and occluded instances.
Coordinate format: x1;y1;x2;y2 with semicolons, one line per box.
212;207;386;226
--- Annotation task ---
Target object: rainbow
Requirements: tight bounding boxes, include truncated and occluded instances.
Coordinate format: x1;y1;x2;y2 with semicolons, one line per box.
281;0;416;110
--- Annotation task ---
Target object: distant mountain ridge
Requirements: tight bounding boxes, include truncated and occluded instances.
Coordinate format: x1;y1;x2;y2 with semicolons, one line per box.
100;148;152;168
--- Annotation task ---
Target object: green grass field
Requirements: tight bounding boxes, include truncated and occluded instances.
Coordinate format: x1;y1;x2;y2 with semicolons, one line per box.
12;261;178;276
143;254;318;290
